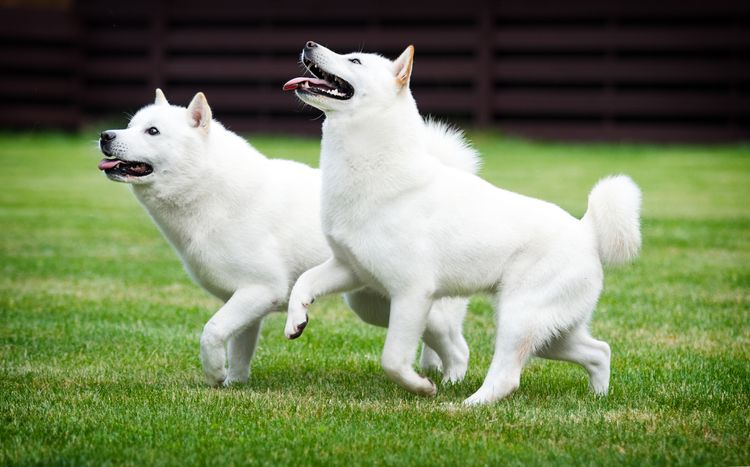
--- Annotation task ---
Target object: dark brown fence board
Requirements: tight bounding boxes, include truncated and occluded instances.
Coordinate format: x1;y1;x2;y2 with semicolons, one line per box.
0;48;77;71
0;76;76;99
495;27;750;50
166;29;477;52
0;9;76;41
500;122;747;143
494;91;748;116
0;104;79;129
493;58;747;83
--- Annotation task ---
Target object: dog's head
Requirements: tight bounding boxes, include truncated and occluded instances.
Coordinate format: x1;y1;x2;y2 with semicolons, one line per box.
98;89;213;184
283;41;415;114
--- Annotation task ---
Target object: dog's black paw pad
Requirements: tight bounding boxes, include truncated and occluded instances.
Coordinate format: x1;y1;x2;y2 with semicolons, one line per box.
288;320;308;340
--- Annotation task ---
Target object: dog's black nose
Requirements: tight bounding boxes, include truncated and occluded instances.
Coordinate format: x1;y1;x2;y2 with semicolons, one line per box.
305;41;317;49
100;131;116;143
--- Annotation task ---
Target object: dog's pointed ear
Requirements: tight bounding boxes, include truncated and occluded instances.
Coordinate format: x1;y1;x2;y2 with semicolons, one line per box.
154;88;169;106
393;45;415;89
187;92;212;131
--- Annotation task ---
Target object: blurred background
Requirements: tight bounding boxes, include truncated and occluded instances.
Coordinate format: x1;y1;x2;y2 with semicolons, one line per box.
1;0;748;142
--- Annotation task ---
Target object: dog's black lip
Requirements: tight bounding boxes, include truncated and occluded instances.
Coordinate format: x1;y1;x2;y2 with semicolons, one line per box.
300;55;354;100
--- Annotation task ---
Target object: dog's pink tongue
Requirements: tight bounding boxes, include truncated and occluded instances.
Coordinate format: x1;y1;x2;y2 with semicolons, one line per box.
98;159;120;170
282;77;331;91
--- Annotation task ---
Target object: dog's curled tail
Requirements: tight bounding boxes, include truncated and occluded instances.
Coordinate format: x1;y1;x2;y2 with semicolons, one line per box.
582;175;642;266
424;118;481;175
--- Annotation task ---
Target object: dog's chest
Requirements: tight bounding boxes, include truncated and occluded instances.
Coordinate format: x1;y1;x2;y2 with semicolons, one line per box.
179;226;238;297
324;209;417;295
325;231;387;293
156;209;250;299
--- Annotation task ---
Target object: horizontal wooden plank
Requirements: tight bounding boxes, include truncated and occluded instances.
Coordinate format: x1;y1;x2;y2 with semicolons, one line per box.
491;0;749;18
217;116;324;136
495;26;749;51
498;121;749;143
0;76;77;99
83;86;154;108
493;90;749;116
0;8;76;41
86;30;153;49
413;58;477;80
85;58;151;79
165;29;476;53
412;89;476;112
166;0;480;21
83;84;324;113
77;0;154;20
0;103;78;128
165;57;297;80
494;58;749;83
0;47;76;71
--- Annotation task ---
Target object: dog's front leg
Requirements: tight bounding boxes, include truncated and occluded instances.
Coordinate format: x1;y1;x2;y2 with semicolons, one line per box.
285;256;362;339
201;286;280;387
225;321;263;386
381;291;437;397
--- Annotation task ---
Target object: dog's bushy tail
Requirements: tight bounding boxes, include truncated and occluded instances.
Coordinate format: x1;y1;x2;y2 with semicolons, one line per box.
424;118;481;175
582;175;642;266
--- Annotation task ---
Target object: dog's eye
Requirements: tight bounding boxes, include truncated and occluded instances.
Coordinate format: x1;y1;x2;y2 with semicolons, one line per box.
349;58;361;65
146;127;159;136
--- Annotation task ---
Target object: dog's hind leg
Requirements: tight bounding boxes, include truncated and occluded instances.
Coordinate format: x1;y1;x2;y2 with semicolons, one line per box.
536;325;611;395
201;286;281;387
225;320;263;386
422;297;470;384
463;299;536;405
419;344;442;373
464;285;585;405
344;289;390;327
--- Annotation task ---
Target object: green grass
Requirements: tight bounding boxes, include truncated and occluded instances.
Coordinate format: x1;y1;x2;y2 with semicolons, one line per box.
1;131;748;466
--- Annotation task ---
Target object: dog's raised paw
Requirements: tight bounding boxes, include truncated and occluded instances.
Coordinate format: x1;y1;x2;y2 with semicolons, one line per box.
286;316;308;339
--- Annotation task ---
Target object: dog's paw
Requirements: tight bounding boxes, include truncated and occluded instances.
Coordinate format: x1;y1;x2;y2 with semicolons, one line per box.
441;354;468;385
418;378;438;397
463;390;491;406
284;312;308;339
419;346;443;374
222;375;247;387
204;369;227;388
441;365;467;385
463;379;518;405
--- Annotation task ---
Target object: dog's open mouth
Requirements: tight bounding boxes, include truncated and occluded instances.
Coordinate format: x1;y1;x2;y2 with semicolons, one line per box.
283;58;354;100
98;157;153;178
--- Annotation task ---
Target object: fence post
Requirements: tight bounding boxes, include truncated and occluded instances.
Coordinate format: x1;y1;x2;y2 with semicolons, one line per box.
149;0;166;93
71;1;84;131
476;0;492;128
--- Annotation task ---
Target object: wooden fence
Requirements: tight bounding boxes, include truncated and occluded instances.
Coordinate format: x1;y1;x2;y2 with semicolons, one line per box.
1;0;748;141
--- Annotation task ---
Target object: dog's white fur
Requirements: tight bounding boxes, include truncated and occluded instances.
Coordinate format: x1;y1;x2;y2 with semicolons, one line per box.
99;90;473;386
286;43;642;404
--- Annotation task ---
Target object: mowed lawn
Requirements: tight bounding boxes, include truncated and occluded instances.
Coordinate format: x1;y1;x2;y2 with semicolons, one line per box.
1;131;748;466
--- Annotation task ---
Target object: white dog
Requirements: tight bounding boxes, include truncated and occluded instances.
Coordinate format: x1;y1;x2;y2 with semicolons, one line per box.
98;89;474;387
284;42;642;404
